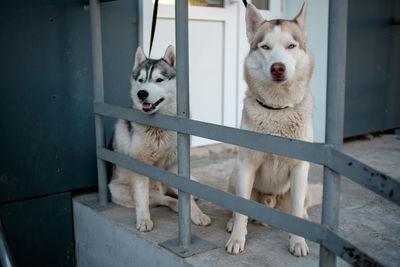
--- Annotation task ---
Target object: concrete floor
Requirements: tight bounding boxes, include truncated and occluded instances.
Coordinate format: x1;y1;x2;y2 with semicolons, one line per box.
74;134;400;267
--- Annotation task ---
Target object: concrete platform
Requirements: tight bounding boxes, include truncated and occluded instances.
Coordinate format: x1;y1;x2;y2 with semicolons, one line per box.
73;134;400;267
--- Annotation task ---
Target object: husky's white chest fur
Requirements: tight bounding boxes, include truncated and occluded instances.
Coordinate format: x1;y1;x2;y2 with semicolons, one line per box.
240;89;313;195
113;119;177;169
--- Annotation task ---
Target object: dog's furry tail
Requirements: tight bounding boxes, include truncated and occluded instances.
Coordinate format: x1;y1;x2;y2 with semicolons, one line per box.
306;184;323;207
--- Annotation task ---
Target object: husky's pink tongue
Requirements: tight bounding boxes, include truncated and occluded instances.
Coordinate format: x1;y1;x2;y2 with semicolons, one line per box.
142;103;152;109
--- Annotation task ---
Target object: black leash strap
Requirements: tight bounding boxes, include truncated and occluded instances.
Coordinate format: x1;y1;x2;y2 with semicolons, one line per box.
242;0;247;7
149;0;159;57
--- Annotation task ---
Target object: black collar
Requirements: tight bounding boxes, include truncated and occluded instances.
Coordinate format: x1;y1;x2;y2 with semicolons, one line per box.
256;99;288;110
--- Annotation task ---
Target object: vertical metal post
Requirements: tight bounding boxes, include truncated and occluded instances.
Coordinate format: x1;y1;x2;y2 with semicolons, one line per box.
89;0;108;206
160;1;215;257
175;0;192;248
320;0;348;266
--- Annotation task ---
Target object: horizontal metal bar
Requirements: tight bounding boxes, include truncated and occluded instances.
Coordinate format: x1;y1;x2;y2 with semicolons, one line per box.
94;103;327;165
97;147;324;241
329;148;400;206
324;230;383;266
94;102;400;206
97;147;383;266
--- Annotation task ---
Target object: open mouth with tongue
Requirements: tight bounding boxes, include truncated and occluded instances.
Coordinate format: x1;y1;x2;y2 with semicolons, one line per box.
141;97;165;112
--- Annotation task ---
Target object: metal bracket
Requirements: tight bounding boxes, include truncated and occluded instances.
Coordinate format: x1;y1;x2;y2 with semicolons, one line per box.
84;197;116;212
160;236;216;258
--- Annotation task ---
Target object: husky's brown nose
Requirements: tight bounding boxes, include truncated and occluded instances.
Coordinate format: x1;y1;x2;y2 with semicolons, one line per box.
270;63;286;76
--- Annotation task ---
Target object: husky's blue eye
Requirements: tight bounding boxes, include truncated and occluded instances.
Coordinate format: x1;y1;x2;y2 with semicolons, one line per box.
138;78;144;83
287;44;296;49
261;44;270;50
156;78;164;83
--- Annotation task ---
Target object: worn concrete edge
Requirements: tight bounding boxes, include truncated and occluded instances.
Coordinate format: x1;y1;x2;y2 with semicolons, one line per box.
72;196;191;267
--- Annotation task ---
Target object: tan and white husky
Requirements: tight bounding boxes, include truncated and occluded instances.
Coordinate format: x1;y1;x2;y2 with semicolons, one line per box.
108;46;211;232
225;2;316;257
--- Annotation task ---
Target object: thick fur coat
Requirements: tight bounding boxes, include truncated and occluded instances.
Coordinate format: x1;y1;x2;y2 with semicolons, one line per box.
225;2;318;257
108;46;211;232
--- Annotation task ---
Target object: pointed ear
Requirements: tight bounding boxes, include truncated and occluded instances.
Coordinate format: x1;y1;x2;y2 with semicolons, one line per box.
293;2;308;29
246;3;265;42
163;45;176;69
134;46;146;70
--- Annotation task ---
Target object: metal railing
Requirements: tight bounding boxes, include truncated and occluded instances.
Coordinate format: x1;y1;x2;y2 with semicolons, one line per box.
89;0;399;266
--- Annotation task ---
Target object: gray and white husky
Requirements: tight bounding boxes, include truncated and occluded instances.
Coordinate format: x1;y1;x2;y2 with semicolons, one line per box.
225;3;316;257
108;46;211;232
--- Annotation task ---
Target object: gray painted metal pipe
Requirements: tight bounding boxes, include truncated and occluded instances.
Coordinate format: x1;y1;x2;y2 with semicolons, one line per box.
175;0;192;247
89;0;108;206
320;0;348;266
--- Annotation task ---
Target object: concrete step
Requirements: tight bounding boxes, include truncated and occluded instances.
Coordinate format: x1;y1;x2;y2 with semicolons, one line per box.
73;135;400;267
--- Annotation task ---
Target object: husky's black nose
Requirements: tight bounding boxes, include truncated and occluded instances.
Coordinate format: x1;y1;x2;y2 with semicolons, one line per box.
137;90;149;100
271;62;286;76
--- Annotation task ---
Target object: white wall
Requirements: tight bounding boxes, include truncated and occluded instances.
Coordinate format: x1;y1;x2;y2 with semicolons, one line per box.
284;0;329;143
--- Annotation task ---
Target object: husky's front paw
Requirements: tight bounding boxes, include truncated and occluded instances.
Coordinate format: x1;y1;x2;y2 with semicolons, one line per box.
289;235;309;257
225;234;246;254
191;211;211;226
136;218;153;232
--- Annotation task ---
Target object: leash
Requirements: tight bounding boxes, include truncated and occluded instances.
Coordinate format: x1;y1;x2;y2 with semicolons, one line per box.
149;0;159;57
